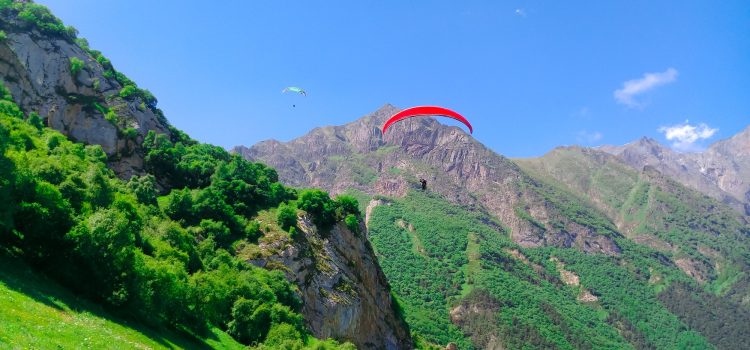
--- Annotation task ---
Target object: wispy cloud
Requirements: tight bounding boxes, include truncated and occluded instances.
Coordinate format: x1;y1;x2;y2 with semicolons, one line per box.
658;121;717;152
572;106;590;118
576;130;603;144
614;68;678;107
515;8;526;17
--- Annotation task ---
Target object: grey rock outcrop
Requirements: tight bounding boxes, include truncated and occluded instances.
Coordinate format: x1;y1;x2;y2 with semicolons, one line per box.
0;11;172;178
250;215;413;350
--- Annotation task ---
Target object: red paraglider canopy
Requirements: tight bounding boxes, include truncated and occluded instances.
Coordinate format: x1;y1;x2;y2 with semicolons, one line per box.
382;106;473;134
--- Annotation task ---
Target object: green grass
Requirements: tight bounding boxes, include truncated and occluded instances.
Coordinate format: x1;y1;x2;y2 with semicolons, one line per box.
0;255;245;350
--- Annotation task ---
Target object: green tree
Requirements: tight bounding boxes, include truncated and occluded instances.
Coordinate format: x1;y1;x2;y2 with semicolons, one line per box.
297;189;336;228
67;208;137;305
335;195;360;217
127;174;157;206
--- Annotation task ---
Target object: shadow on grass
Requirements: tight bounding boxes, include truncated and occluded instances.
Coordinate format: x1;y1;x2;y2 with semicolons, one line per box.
0;254;219;349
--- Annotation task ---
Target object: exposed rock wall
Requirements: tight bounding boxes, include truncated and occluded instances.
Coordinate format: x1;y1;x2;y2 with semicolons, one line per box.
0;12;172;178
251;215;413;350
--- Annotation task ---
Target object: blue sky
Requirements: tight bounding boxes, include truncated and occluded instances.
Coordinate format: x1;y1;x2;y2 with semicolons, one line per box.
40;1;749;157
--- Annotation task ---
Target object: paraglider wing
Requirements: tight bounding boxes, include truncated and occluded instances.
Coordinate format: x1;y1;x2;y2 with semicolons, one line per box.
382;106;473;134
282;87;306;96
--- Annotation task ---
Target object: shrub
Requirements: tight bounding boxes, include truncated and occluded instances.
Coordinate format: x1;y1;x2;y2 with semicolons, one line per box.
335;195;360;217
344;214;360;233
27;112;44;130
345;214;359;234
0;30;6;42
15;3;76;40
277;203;297;232
123;127;138;140
198;219;230;243
104;110;118;125
69;57;84;77
119;84;137;99
297;189;336;228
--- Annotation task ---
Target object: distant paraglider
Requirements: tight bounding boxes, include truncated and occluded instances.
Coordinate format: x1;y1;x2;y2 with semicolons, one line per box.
282;87;306;107
282;87;306;96
382;106;473;134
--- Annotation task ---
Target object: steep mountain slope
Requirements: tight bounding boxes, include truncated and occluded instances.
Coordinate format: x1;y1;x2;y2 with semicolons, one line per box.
0;2;411;348
517;147;750;301
0;2;173;178
599;127;750;215
238;105;750;349
236;104;622;255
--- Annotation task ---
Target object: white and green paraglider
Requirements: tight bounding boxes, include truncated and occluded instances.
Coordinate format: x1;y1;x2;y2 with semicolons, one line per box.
282;87;306;107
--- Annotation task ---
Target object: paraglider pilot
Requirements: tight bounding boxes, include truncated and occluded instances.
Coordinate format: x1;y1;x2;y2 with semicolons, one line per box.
419;178;427;191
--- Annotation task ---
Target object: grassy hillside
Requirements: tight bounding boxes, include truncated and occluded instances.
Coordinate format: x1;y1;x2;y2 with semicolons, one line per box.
367;190;726;349
0;255;244;349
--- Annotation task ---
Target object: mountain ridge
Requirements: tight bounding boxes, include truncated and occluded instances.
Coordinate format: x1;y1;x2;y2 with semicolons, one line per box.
597;126;750;215
236;104;623;255
238;104;750;349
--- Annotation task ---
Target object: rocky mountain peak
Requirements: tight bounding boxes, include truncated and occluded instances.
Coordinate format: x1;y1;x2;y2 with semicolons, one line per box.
239;105;623;256
599;126;750;215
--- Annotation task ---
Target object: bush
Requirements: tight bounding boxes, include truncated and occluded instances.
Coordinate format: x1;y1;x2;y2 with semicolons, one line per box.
119;84;137;99
277;203;297;232
104;110;118;125
335;195;360;217
69;57;84;77
297;189;336;228
262;323;304;348
0;30;6;42
27;112;44;130
344;214;359;234
198;219;230;243
123;127;138;140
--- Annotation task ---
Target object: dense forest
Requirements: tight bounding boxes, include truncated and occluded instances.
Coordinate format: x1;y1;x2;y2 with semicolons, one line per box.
368;189;749;349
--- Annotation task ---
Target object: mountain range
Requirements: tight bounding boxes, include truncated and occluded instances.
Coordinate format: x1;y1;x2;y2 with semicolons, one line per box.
237;105;750;349
598;129;750;216
2;1;749;349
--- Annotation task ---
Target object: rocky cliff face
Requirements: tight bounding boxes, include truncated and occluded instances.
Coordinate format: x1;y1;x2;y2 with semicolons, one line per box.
235;104;622;255
0;6;172;178
248;214;413;350
599;128;750;215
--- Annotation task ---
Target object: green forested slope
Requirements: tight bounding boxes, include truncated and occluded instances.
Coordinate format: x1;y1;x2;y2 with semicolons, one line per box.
516;147;750;349
367;189;737;349
0;83;355;348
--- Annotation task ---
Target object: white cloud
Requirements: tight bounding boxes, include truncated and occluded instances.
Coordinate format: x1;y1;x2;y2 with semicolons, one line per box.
658;121;717;152
515;8;526;17
614;68;678;107
576;130;603;144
